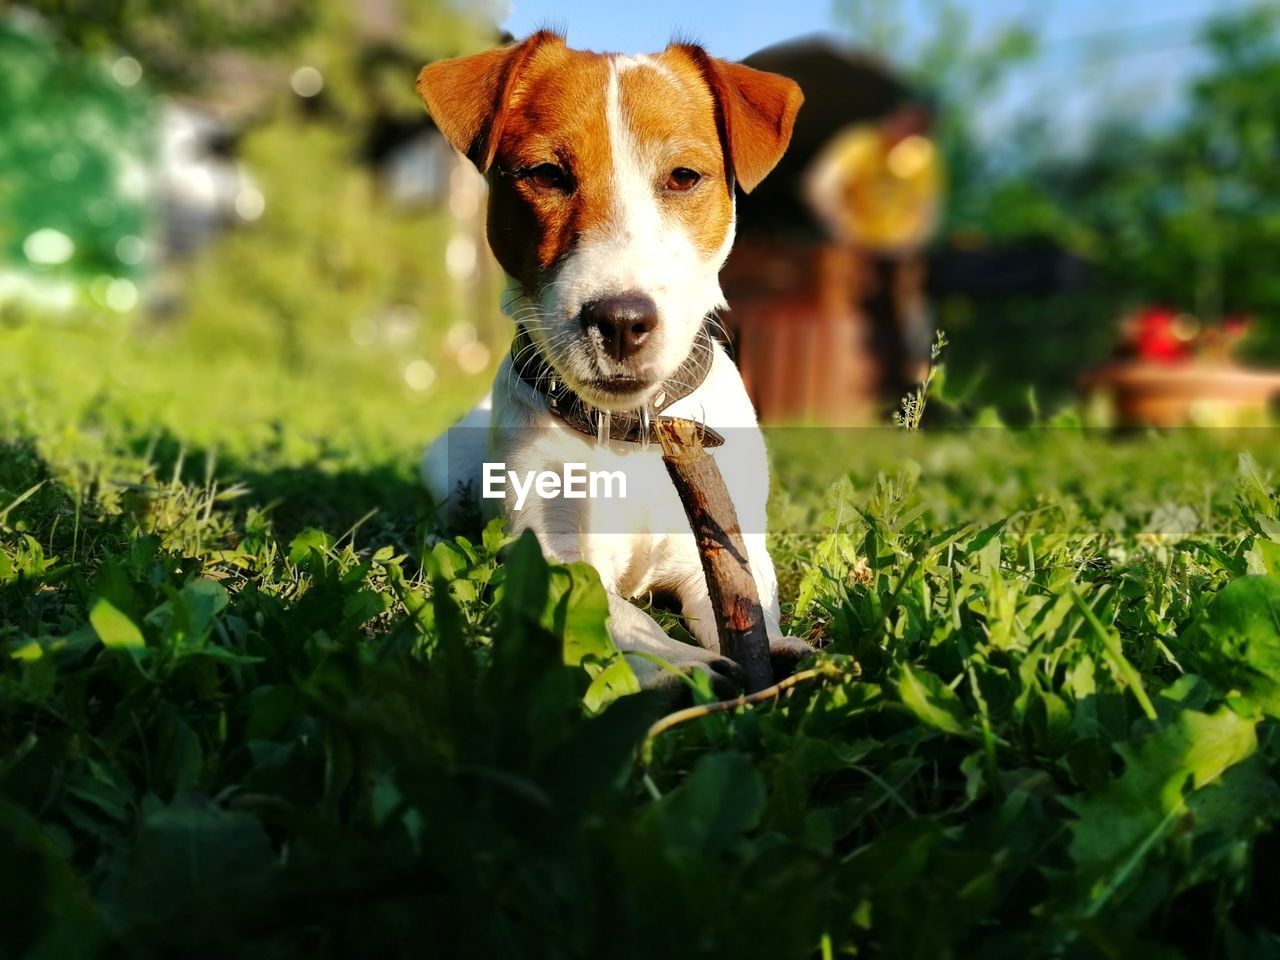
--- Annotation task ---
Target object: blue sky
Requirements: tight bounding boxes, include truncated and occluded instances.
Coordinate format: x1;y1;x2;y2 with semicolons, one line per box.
495;0;1258;139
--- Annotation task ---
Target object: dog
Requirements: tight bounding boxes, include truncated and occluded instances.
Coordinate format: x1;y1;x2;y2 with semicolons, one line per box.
417;31;808;694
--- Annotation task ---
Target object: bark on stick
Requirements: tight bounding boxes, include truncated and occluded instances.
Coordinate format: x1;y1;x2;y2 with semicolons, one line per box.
657;419;774;693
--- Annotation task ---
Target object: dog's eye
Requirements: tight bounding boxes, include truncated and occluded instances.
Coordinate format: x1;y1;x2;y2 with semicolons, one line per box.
525;163;571;192
665;168;701;192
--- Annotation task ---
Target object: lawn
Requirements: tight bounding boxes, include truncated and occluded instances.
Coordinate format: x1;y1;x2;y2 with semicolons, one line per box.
4;314;1280;958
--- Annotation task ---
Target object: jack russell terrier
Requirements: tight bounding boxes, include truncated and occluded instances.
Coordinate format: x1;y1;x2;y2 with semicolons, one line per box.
417;31;809;694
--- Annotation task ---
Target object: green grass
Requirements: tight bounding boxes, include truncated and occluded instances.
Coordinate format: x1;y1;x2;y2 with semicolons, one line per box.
5;314;1280;958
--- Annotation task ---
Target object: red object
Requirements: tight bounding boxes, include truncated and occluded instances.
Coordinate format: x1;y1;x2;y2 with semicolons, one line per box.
1132;307;1190;363
1223;313;1251;337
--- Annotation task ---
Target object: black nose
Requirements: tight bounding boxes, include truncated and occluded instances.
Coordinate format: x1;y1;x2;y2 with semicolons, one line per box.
581;293;658;362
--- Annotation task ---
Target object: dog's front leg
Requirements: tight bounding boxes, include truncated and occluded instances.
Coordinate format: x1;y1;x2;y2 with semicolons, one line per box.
603;592;745;697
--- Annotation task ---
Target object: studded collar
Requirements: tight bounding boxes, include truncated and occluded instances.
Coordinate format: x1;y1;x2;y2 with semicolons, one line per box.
509;322;724;448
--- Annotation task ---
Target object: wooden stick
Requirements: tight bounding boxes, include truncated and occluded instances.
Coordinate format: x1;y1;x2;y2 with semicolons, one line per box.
657;418;773;693
645;664;839;745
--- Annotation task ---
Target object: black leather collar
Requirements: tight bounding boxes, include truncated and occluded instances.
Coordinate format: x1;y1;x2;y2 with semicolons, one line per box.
509;322;725;448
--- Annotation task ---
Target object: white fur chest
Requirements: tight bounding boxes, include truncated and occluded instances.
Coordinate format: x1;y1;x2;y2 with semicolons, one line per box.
485;342;771;601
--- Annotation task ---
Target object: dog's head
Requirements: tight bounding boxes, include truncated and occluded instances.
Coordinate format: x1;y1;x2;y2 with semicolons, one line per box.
417;32;802;411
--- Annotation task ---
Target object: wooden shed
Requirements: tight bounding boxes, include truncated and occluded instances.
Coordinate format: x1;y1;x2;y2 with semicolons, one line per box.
721;37;939;425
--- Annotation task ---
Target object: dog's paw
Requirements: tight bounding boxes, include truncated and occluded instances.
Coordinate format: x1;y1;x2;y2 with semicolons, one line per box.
626;649;745;704
695;654;747;698
768;635;815;679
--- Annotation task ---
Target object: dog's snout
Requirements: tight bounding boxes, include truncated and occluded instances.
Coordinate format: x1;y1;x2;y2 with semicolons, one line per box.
581;293;658;362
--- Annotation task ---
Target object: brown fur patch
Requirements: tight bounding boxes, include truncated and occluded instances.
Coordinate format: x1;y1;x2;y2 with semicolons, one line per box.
619;54;734;261
666;44;804;194
415;31;564;169
485;48;738;291
417;34;801;295
484;44;612;291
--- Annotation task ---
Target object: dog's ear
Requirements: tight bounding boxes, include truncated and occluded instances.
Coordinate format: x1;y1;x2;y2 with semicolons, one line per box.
416;31;562;172
674;47;804;194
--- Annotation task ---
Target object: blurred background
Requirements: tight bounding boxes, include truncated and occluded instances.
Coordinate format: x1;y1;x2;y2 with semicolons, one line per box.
4;0;1280;438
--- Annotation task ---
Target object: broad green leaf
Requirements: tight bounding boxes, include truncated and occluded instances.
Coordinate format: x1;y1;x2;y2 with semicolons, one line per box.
154;708;203;795
1025;685;1072;757
0;798;107;957
1185;754;1280;867
498;529;550;624
431;537;476;583
967;518;1006;562
582;655;640;712
89;597;144;654
530;551;638;705
1064;706;1257;895
896;663;969;735
288;528;332;566
548;562;612;665
481;515;510;555
646;752;765;852
246;685;302;741
175;577;229;641
1193;574;1280;716
101;800;278;930
1243;538;1280;577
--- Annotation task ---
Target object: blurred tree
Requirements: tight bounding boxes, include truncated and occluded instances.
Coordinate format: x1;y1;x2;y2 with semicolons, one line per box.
832;0;906;54
1117;7;1280;328
1;0;496;306
20;0;315;90
114;0;502;394
834;3;1280;410
21;0;497;100
964;7;1280;350
0;16;150;304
